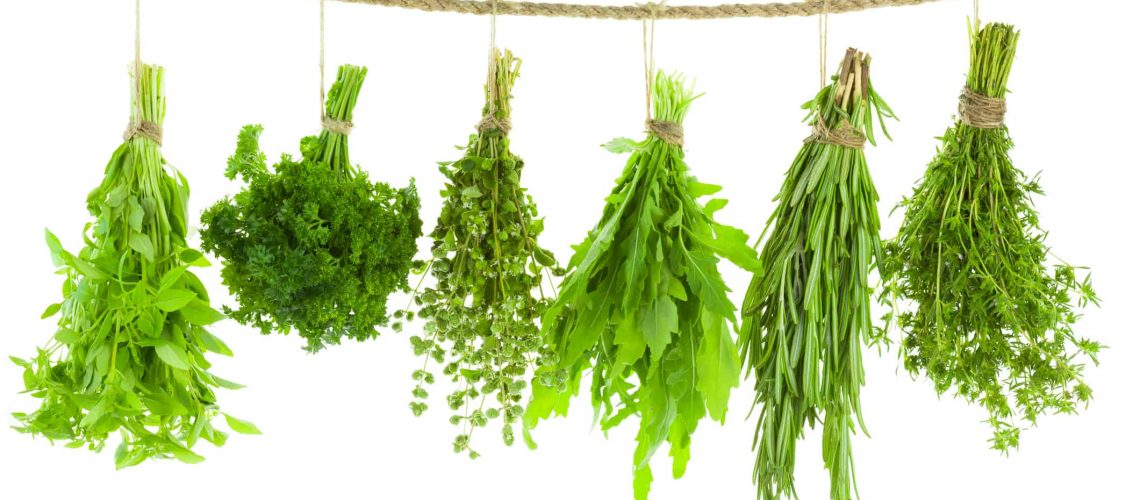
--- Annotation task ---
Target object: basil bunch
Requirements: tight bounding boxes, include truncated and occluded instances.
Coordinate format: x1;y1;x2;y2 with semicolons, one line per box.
13;64;255;469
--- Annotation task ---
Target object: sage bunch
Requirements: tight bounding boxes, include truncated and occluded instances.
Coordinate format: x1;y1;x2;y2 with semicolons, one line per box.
12;64;256;468
881;22;1100;452
408;49;563;457
525;71;759;500
740;49;894;500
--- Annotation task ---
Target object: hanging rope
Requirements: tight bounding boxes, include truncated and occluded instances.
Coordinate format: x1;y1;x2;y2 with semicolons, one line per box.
641;3;684;146
334;0;943;20
123;0;163;145
819;0;828;88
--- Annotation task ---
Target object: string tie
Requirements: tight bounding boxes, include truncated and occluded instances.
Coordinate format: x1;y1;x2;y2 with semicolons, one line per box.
646;119;683;146
805;119;865;149
321;115;355;135
123;119;163;145
477;113;512;134
958;86;1006;129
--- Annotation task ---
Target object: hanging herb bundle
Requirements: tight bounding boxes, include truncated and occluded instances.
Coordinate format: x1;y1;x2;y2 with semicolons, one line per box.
524;71;759;500
407;49;563;457
740;49;894;500
11;64;257;468
880;22;1100;452
200;65;422;352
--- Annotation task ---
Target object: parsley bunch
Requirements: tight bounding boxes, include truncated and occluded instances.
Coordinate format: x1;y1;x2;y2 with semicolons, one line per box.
525;71;759;500
200;65;422;352
881;22;1100;452
407;49;563;457
741;49;894;500
12;64;256;468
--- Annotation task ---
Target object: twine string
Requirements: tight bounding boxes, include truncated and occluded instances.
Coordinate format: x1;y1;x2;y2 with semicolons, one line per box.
640;2;683;146
959;86;1005;129
819;0;828;88
319;0;355;135
123;0;163;145
477;0;512;133
806;119;865;149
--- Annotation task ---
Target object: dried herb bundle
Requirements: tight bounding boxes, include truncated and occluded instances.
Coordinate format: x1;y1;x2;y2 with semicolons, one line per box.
12;64;256;468
740;49;894;500
880;22;1100;451
200;65;422;352
408;49;563;457
525;71;759;500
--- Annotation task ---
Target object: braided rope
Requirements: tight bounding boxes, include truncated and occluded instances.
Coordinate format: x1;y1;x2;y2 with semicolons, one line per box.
335;0;943;20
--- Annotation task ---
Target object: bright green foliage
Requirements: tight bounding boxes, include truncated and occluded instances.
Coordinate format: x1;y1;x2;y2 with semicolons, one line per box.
12;64;254;469
740;49;894;500
881;22;1100;452
408;50;563;457
200;65;422;352
525;71;759;500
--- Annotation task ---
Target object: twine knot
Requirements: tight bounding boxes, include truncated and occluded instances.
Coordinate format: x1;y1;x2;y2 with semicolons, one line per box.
123;119;163;145
806;119;865;149
322;115;355;135
477;113;512;134
646;119;684;146
958;86;1006;129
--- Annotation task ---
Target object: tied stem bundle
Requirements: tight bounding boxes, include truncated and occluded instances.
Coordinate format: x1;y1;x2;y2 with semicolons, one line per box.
200;65;423;352
408;49;564;458
525;71;760;500
13;64;256;468
741;49;894;500
881;22;1100;452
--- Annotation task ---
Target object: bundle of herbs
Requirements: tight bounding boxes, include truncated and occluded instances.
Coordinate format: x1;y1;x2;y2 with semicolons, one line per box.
740;49;894;500
12;64;257;468
200;65;422;352
407;49;563;457
880;22;1100;452
524;71;759;500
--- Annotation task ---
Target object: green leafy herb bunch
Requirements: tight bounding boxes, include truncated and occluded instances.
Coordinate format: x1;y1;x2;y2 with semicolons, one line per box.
880;22;1100;452
200;65;422;352
12;64;257;469
524;71;760;500
407;49;563;458
740;49;894;500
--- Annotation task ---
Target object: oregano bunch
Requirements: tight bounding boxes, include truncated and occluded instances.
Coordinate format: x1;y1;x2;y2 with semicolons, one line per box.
524;71;760;500
200;65;422;352
408;49;563;458
740;49;894;500
880;22;1100;452
12;64;257;469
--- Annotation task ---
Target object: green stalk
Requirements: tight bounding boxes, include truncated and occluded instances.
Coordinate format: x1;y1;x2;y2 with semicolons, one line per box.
881;22;1100;452
741;49;894;500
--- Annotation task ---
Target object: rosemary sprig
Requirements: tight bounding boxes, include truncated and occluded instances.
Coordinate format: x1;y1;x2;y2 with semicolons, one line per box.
741;49;894;500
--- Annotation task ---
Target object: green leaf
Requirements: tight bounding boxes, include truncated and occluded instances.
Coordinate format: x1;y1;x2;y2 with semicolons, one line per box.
682;250;736;318
181;299;226;326
40;303;62;319
44;229;68;267
604;137;640;154
129;233;155;262
154;289;197;312
154;341;191;371
639;298;678;362
197;329;233;356
696;310;739;422
223;413;261;435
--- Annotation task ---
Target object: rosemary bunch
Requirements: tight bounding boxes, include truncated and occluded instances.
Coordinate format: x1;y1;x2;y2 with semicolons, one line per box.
13;64;256;468
741;49;894;500
881;22;1100;452
201;65;423;352
525;71;759;500
408;49;563;458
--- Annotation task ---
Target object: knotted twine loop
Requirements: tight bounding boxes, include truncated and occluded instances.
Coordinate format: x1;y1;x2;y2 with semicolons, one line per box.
478;113;512;134
806;119;865;149
958;86;1006;129
321;115;355;135
123;119;164;145
646;118;683;146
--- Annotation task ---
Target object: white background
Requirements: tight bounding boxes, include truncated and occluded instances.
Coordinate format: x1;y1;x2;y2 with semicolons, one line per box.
1;0;1137;498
